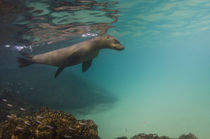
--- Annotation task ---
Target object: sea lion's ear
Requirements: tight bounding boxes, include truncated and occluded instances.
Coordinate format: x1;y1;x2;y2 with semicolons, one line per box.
82;60;92;72
55;66;65;78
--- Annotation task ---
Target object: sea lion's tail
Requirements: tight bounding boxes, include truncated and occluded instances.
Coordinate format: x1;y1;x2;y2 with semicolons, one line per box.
17;52;35;67
17;57;34;67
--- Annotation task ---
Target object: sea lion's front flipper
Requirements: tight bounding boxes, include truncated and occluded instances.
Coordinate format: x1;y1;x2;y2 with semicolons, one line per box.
82;60;92;72
55;66;65;78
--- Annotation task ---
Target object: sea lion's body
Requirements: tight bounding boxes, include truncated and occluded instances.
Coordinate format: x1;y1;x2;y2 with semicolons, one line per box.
33;39;99;67
18;35;124;78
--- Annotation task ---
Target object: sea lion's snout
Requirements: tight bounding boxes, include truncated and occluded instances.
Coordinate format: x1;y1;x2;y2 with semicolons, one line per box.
111;39;124;50
114;45;124;50
117;45;125;50
103;35;124;50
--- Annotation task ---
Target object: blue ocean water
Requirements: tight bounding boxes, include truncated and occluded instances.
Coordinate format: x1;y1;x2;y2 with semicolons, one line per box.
1;0;210;138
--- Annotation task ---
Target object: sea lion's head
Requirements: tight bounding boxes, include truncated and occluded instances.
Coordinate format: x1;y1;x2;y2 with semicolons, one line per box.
98;35;124;50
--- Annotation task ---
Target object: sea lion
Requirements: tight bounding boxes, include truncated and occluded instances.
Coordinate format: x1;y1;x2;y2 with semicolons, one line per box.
17;35;124;78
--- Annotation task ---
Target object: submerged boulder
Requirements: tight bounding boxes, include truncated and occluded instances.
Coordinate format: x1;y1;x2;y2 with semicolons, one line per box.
0;107;99;139
117;133;198;139
131;133;169;139
178;133;197;139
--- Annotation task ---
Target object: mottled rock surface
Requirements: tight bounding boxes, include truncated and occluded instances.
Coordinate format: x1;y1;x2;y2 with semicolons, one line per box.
178;133;197;139
117;133;198;139
131;133;169;139
0;107;99;139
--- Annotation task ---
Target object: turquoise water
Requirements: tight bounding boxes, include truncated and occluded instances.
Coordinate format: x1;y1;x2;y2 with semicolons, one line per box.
78;1;210;138
1;0;210;138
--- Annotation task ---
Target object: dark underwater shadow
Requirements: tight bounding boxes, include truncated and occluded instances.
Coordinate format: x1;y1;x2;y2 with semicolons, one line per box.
0;66;118;115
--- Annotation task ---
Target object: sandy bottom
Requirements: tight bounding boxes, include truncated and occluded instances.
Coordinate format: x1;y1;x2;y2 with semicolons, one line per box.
77;80;210;139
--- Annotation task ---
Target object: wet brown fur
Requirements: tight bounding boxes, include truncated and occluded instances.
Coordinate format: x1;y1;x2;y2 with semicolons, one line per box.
32;35;123;67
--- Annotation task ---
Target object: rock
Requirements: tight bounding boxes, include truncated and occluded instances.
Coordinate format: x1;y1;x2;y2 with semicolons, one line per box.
0;107;100;139
116;136;128;139
131;133;169;139
117;132;198;139
178;133;198;139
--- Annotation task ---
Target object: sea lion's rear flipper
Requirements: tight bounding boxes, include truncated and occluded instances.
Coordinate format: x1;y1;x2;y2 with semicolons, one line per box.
17;52;34;67
17;57;35;67
55;66;65;78
82;60;92;72
20;52;33;58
